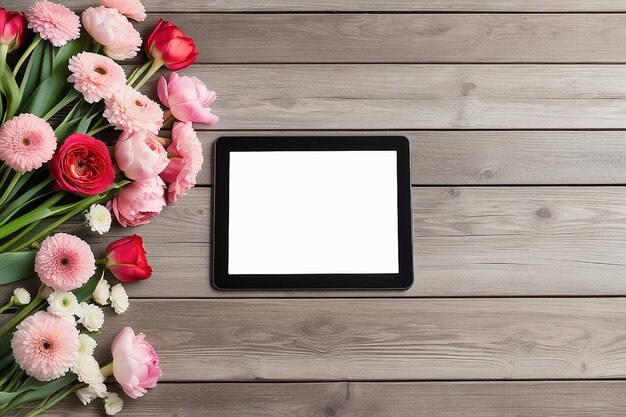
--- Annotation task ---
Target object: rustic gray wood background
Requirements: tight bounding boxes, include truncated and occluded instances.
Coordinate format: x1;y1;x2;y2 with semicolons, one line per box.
6;0;626;415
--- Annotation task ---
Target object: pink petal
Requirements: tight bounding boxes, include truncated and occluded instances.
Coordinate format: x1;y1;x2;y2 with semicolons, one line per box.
157;76;169;107
171;102;219;125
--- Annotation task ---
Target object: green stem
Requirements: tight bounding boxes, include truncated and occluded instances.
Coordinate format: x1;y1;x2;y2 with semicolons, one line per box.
42;90;79;121
127;61;151;86
134;59;163;90
100;362;113;377
0;45;8;80
0;193;64;241
0;220;39;252
0;296;43;337
23;384;82;417
12;36;41;77
86;123;112;136
0;172;20;207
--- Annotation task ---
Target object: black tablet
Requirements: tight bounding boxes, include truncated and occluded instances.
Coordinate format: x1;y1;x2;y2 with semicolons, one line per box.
212;136;413;290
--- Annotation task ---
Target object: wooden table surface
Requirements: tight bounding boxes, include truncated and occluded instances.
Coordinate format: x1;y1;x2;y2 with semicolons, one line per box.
7;0;626;415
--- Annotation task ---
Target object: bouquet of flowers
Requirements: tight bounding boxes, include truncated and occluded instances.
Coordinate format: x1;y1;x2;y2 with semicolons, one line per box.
0;233;159;416
0;0;218;414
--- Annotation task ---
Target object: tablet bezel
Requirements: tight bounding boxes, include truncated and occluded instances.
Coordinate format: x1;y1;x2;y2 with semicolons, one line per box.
212;136;413;290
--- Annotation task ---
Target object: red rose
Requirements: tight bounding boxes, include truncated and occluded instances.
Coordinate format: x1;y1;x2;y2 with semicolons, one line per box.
105;235;152;282
145;19;198;71
0;8;25;53
49;133;115;196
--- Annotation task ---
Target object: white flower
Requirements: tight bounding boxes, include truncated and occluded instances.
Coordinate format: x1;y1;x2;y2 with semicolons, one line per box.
76;303;105;332
47;291;78;317
76;382;108;405
92;276;110;306
104;392;124;415
78;334;97;357
85;204;112;234
62;315;77;326
109;284;129;314
72;354;105;386
11;288;30;306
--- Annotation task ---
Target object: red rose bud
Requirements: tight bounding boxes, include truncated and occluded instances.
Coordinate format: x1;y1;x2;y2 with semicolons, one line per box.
145;19;198;70
49;133;115;196
0;8;25;53
105;235;152;282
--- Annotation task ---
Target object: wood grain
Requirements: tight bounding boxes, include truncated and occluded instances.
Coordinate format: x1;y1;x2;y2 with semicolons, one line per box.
126;14;626;64
9;0;626;12
44;381;626;416
90;298;626;381
194;131;626;185
169;64;626;129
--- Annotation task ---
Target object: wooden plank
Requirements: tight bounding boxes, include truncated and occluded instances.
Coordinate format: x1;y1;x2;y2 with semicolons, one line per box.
194;131;626;185
127;14;626;64
91;298;626;380
8;0;626;12
165;65;626;129
45;381;626;416
6;186;626;299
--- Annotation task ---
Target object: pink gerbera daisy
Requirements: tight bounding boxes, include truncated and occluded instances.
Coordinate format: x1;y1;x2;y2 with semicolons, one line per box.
104;85;163;134
160;122;204;203
68;52;126;103
26;1;80;47
0;114;57;173
99;0;146;22
35;233;96;292
12;311;80;381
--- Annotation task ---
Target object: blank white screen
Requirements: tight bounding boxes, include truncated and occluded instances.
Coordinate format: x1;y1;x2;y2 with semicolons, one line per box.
228;151;399;274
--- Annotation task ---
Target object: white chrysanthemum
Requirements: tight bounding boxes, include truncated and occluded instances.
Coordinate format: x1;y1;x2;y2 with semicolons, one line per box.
47;291;78;317
11;288;31;306
62;315;77;326
104;392;124;416
78;334;97;357
76;382;108;405
72;354;105;386
109;284;129;314
76;303;104;332
92;276;110;306
85;204;112;235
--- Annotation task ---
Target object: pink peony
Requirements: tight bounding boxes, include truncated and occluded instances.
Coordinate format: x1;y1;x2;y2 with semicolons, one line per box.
26;1;80;47
111;177;166;227
12;311;80;381
82;6;141;61
0;113;56;173
98;0;146;22
110;327;161;399
115;130;169;181
68;52;126;103
157;72;218;125
160;122;203;203
104;85;163;134
35;233;96;291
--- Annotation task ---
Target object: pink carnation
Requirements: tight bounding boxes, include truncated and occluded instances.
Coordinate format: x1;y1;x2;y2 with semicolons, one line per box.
104;85;163;134
12;311;80;381
160;122;203;203
111;177;166;227
26;1;80;47
115;130;169;181
82;6;141;61
98;0;146;22
35;233;96;291
0;113;57;173
68;52;126;103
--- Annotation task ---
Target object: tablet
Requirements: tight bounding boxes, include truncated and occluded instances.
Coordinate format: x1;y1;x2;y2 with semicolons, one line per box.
212;136;413;290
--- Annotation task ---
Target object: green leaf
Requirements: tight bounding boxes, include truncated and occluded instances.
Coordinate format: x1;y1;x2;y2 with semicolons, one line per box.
1;373;77;410
73;269;103;302
22;71;70;117
0;66;20;120
53;31;92;71
53;118;81;141
0;178;53;227
39;43;53;84
0;252;36;285
16;40;45;114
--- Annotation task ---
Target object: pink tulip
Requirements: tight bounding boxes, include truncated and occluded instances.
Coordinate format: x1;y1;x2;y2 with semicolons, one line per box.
157;72;218;125
111;177;166;227
115;130;169;181
110;327;161;399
